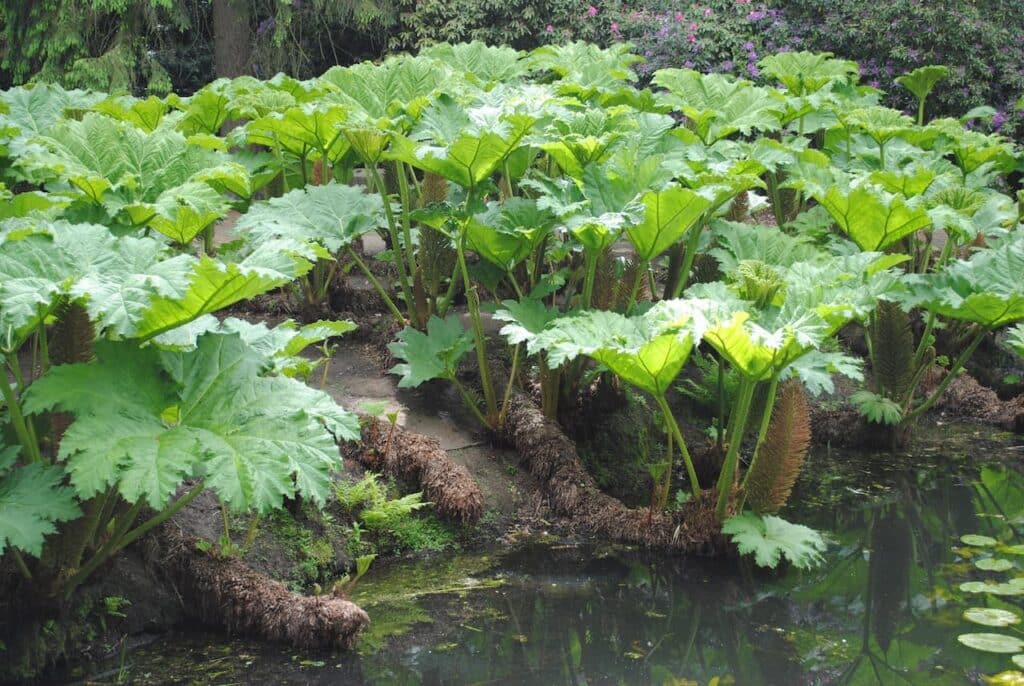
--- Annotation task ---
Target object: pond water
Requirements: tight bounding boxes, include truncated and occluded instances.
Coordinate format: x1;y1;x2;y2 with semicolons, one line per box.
75;424;1024;685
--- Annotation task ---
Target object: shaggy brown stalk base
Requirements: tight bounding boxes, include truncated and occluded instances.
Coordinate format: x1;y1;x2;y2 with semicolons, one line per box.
936;373;1024;432
154;525;369;650
349;416;485;525
501;390;731;554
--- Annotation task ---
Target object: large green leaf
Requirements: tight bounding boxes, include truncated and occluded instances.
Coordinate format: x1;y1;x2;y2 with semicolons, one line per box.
757;51;859;95
421;42;527;85
0;449;81;557
388;315;474;388
17;113;241;241
321;55;451;121
234;183;386;254
700;307;827;381
465;198;554;271
626;186;712;262
0;83;105;157
243;103;351;163
530;302;699;396
24;334;354;511
895;65;949;104
900;235;1024;327
814;183;932;251
134;239;316;342
388;99;536;188
722;512;826;569
653;69;782;143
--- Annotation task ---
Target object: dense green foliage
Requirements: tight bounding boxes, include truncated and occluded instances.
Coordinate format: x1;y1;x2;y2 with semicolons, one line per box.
1;41;1023;599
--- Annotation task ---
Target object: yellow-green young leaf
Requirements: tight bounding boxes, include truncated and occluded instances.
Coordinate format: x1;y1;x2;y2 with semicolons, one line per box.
134;239;315;342
530;303;698;396
626;186;711;262
895;65;949;103
23;334;356;512
815;184;932;251
0;455;81;557
465;198;555;271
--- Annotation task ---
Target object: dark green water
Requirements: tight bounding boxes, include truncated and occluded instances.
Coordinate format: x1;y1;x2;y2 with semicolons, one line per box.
78;424;1024;685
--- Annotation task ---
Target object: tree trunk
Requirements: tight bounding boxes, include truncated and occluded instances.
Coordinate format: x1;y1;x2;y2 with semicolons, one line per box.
212;0;251;78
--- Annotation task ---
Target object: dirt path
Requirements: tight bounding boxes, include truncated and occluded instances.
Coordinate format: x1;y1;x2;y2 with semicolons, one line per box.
317;339;530;520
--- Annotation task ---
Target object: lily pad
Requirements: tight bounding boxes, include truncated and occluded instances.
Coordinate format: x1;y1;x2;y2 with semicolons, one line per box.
962;534;999;547
1015;655;1024;669
1004;545;1024;556
963;608;1020;627
958;633;1024;654
960;581;1024;596
977;558;1016;572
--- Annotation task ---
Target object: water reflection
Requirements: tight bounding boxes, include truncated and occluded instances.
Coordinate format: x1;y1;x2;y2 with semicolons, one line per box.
81;428;1024;685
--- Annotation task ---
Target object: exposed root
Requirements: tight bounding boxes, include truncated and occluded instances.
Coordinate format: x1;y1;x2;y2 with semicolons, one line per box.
935;372;1024;432
155;525;369;650
501;389;731;554
349;416;485;525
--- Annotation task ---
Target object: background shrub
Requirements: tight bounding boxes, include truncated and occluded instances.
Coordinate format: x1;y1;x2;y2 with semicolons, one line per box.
777;0;1024;137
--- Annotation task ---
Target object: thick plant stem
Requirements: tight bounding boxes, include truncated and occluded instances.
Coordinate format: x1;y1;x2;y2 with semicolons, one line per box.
497;344;521;429
0;365;41;463
12;548;32;580
395;163;417;282
715;377;757;521
654;394;701;500
902;328;988;425
367;165;415;322
625;259;649;313
346;247;406;326
452;377;491;428
581;250;599;310
64;482;205;597
456;237;498;426
739;373;780;497
671;220;706;299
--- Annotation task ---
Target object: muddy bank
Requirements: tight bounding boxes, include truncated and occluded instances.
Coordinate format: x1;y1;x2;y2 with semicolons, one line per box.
501;390;731;553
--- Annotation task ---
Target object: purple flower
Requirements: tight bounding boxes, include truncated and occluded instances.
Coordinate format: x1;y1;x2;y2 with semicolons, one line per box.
993;111;1007;130
747;63;760;77
742;41;754;51
721;60;734;71
684;60;695;68
748;9;766;21
545;23;554;32
587;5;598;17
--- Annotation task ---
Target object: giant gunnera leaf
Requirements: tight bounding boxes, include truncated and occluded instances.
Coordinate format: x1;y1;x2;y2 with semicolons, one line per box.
530;301;702;396
900;235;1024;328
0;447;81;557
814;183;931;251
23;334;357;512
234;183;386;254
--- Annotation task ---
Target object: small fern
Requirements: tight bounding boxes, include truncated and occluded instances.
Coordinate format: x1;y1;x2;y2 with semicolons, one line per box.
744;381;811;514
851;390;904;425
